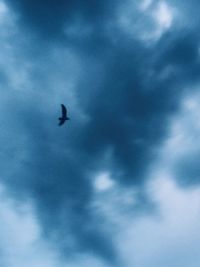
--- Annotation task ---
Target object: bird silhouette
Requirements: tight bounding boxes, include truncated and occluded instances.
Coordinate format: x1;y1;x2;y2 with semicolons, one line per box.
58;104;70;126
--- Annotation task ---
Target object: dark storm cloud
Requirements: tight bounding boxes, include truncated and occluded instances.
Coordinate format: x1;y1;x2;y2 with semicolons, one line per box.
6;0;120;39
156;31;200;74
2;0;200;265
76;43;178;183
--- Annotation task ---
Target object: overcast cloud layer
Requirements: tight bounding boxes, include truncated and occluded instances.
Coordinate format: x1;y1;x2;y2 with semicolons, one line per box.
1;0;200;266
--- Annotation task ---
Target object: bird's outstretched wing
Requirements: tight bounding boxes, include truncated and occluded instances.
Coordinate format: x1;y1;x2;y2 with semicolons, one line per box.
58;119;65;126
61;104;67;117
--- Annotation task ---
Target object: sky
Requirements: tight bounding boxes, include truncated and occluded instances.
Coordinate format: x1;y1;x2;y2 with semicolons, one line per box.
0;0;200;266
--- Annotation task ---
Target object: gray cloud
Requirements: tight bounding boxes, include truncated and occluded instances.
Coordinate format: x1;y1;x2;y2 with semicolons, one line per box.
6;0;120;39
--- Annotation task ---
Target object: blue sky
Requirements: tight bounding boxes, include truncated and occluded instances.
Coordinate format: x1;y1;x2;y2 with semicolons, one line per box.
1;0;200;266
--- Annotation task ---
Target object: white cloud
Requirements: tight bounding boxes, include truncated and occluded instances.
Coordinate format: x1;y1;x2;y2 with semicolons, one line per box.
145;1;175;40
118;176;200;267
153;1;173;30
117;0;175;42
94;172;115;192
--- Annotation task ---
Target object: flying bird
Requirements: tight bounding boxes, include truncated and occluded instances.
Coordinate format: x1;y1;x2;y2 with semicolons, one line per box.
58;104;70;126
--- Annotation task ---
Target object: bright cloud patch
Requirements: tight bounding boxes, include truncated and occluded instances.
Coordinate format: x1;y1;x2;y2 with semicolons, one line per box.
118;0;175;41
94;172;115;192
153;1;173;29
0;0;7;15
0;0;15;32
117;177;200;267
157;90;200;179
0;185;62;267
91;173;200;267
140;0;153;11
143;0;175;40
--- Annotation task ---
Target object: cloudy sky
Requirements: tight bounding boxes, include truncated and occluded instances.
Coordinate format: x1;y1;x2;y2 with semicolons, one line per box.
1;0;200;266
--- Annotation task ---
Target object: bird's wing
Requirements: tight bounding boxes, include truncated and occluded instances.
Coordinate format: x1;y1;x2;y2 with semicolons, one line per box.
61;104;67;117
58;119;65;126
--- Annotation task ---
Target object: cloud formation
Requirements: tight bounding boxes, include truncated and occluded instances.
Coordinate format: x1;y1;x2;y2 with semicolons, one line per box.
1;0;200;265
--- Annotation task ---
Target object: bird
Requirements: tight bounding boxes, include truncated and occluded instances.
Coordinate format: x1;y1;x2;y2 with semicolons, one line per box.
58;104;70;126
